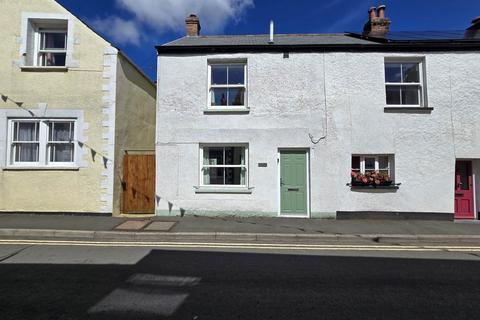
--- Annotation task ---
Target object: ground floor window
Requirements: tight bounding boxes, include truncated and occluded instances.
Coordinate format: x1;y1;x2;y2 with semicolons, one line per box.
200;145;248;186
351;155;394;186
8;119;76;167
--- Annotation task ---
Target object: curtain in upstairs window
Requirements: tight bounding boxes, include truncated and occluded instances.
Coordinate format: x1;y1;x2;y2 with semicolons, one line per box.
46;34;55;66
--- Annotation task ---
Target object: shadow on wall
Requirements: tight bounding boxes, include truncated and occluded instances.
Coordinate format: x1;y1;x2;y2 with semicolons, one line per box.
155;195;186;217
77;141;110;169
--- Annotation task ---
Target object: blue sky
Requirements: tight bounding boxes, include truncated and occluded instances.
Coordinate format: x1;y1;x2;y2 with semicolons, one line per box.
56;0;480;80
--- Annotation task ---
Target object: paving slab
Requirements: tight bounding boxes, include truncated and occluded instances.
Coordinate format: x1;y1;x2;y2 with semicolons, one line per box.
114;220;151;231
144;221;176;232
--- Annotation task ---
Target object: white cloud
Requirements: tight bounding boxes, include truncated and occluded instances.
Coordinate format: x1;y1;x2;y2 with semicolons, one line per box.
91;0;254;46
91;16;142;45
117;0;254;34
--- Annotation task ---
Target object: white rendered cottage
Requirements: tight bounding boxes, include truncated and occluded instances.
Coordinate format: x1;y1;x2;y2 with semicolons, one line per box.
155;9;480;220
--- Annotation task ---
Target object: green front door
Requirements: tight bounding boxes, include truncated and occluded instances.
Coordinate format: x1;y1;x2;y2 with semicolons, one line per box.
280;150;308;216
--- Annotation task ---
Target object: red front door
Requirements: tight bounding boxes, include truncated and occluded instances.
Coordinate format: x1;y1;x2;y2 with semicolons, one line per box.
454;161;474;219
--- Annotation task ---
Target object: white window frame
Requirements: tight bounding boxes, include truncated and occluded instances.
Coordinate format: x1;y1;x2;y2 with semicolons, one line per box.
19;12;75;69
34;28;68;67
9;119;41;167
199;144;249;188
47;120;76;167
6;118;77;168
207;62;248;111
352;155;393;178
384;58;426;107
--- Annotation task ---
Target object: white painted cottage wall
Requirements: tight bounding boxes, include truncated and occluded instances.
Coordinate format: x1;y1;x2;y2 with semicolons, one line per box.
156;51;480;217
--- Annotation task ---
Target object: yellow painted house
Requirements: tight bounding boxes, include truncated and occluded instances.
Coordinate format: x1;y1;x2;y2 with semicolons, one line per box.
0;0;156;215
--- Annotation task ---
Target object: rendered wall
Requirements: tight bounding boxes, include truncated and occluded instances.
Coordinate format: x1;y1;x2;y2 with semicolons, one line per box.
0;0;114;213
156;50;480;217
112;54;156;215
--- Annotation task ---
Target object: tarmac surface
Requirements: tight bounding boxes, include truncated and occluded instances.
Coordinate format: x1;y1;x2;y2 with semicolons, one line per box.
1;243;480;320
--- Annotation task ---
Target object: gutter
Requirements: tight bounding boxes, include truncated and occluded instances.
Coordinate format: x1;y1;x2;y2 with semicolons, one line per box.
156;42;480;54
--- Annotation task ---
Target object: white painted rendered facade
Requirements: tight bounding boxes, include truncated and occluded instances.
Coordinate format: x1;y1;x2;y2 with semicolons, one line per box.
156;51;480;218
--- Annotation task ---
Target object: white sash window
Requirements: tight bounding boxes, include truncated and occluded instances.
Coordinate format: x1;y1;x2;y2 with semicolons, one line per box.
200;145;248;186
7;119;76;167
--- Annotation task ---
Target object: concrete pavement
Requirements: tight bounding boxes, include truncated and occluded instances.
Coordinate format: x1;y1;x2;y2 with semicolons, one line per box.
0;213;480;245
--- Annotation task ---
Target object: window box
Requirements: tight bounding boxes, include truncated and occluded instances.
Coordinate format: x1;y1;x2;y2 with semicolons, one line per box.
350;155;397;188
348;183;400;190
350;180;393;187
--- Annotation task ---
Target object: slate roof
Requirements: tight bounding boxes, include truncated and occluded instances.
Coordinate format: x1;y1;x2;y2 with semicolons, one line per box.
163;33;376;47
157;31;480;53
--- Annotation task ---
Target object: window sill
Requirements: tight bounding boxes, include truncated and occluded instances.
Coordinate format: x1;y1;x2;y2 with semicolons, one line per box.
204;107;250;114
384;107;433;113
3;166;80;171
194;186;254;194
20;66;69;72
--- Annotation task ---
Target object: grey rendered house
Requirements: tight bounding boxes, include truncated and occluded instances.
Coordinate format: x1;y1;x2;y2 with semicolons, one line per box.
155;8;480;220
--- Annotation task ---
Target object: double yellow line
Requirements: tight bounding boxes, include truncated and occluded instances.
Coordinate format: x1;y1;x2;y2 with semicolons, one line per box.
1;239;480;252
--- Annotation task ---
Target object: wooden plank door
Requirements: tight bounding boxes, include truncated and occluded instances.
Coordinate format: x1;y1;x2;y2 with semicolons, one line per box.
280;150;308;217
122;154;156;214
454;160;474;219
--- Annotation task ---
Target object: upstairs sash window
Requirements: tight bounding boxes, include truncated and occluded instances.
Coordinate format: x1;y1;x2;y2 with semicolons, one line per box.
37;29;67;67
208;63;247;108
385;61;425;106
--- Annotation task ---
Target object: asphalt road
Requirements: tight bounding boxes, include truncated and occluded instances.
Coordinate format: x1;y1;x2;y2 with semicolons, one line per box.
1;243;480;319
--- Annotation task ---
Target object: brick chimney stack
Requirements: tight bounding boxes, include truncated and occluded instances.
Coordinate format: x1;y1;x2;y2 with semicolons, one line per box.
363;5;391;36
185;14;201;37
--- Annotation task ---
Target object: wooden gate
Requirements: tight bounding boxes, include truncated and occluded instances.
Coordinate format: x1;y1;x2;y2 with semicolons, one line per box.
122;154;156;214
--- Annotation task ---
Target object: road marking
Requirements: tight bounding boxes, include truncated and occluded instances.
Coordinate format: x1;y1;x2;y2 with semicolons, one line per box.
0;239;480;252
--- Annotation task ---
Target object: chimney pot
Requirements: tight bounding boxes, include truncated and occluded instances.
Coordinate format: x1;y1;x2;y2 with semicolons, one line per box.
368;7;377;20
377;5;386;19
185;13;201;37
